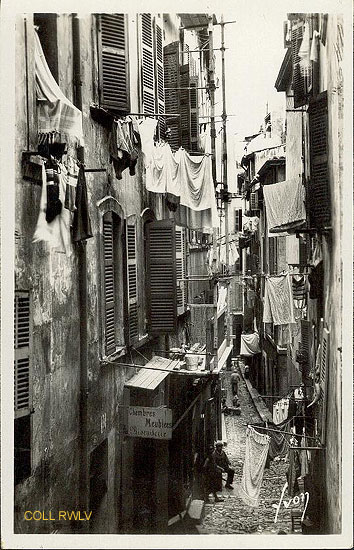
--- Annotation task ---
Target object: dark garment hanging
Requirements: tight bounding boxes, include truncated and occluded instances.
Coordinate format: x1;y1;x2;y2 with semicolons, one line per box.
253;419;290;460
166;192;180;212
239;235;252;249
109;120;139;180
308;261;324;299
286;448;301;497
72;166;93;242
292;275;306;308
45;167;62;223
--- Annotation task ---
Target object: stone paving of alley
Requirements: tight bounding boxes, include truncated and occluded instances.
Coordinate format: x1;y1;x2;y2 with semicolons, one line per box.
199;368;296;535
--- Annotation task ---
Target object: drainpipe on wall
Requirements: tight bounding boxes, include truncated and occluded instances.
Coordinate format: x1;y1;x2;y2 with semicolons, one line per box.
72;13;89;524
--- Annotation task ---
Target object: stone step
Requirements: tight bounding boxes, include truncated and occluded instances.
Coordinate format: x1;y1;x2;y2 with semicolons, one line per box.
187;499;205;524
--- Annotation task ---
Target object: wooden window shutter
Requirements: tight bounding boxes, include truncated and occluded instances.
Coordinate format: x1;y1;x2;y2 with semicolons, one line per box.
268;237;277;274
103;212;116;355
190;76;199;151
180;64;191;150
176;226;187;315
98;14;130;112
14;292;31;418
164;41;181;151
235;209;242;232
154;20;165;137
147;220;177;333
250;192;258;211
308;91;330;228
140;14;155;115
317;327;329;445
126;217;139;345
291;21;308;108
300;319;311;361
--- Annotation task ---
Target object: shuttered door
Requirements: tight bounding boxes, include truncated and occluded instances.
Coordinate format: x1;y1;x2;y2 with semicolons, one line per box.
103;212;116;355
291;21;308;108
317;327;329;445
147;220;177;333
180;64;191;150
308;91;330;228
140;13;155;115
164;41;181;151
14;292;31;418
126;218;139;344
176;226;187;316
190;76;199;151
155;20;165;137
98;14;130;112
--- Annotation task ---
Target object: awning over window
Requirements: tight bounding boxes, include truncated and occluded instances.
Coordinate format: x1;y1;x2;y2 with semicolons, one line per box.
35;31;83;146
125;356;179;391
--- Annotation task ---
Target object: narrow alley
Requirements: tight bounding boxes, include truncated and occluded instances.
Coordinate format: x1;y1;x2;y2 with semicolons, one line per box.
199;365;294;535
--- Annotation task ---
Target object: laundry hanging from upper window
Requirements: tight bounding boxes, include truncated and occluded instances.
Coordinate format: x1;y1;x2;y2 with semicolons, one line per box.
240;332;261;356
34;31;83;147
262;178;306;234
263;273;296;325
33;161;73;254
108;118;140;180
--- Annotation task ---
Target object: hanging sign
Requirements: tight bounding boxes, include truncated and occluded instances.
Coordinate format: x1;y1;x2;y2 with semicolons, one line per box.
127;406;172;440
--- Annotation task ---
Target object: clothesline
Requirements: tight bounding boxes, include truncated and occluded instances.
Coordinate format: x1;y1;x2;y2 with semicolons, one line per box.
248;423;319;442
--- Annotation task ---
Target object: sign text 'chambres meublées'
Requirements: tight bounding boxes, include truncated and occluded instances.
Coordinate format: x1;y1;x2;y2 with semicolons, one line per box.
127;406;172;440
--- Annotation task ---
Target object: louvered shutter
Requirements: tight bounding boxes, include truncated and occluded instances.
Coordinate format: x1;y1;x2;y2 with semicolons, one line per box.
250;192;258;211
103;212;116;355
235;209;242;232
140;13;155;115
14;292;31;418
126;217;139;344
154;20;165;137
176;226;187;315
98;14;130;112
164;41;181;151
291;21;308;108
317;327;329;445
180;64;191;150
268;237;277;274
300;320;311;361
190;76;199;151
147;220;177;333
308;91;330;228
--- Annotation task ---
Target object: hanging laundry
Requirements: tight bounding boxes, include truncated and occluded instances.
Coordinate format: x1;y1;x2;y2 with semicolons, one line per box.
287;448;301;497
239;235;252;249
138;117;158;169
72;166;93;242
177;149;218;226
243;216;259;233
240;332;261;356
34;31;83;146
300;435;310;477
64;156;79;212
253;420;290;460
217;285;227;313
238;427;270;507
262;178;306;234
308;261;324;299
45;167;62;222
298;20;311;77
219;240;239;266
273;398;289;425
292;275;307;308
310;30;320;62
263;273;295;325
146;142;179;195
109;120;139;180
33;162;72;254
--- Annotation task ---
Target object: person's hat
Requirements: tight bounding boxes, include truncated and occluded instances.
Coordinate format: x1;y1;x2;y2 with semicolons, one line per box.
215;440;223;447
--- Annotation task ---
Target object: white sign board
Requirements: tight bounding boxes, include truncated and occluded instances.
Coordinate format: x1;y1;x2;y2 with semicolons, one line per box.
127;406;172;440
